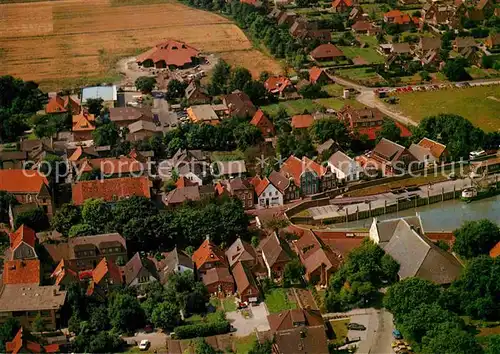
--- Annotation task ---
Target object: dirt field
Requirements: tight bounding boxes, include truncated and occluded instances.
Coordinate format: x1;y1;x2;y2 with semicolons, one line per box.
0;0;282;91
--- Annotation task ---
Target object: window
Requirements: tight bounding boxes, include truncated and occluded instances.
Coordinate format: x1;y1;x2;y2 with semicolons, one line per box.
139;276;149;283
27;311;39;317
262;192;266;197
13;311;24;317
0;312;10;318
41;310;51;317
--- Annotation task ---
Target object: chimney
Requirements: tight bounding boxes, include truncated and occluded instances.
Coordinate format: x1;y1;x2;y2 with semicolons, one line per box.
53;289;57;296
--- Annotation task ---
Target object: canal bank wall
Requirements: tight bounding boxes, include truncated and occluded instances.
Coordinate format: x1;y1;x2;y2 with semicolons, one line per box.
287;182;500;225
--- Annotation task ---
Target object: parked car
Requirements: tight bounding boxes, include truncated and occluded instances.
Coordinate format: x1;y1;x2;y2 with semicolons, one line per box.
392;329;403;339
152;92;164;99
237;302;248;309
144;324;153;333
347;323;366;331
138;340;150;351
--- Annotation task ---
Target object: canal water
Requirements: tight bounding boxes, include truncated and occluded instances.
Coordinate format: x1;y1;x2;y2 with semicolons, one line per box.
328;194;500;231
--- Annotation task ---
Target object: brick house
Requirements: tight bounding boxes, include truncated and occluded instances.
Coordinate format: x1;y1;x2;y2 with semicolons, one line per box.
202;267;235;296
185;81;211;105
253;176;284;209
72;110;96;141
309;43;345;62
123;252;158;288
136;40;200;69
215;177;254;209
6;328;60;354
370;138;418;175
225;238;257;269
268;170;300;202
6;225;37;260
3;259;41;285
109;107;154;128
51;259;79;288
0;169;53;218
45;95;81;115
264;76;295;98
223;91;257;118
280;155;334;196
192;238;228;274
331;0;352;12
87;257;123;296
309;67;331;85
258;233;291;280
232;261;260;302
250;109;275;137
43;233;128;271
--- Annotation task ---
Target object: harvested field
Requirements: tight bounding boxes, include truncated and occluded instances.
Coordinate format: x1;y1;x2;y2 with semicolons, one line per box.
0;0;281;90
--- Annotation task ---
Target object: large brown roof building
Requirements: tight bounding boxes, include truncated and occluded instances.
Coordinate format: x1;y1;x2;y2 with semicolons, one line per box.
136;40;200;69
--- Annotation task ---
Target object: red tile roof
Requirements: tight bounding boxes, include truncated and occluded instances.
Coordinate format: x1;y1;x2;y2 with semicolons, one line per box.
490;241;500;258
352;20;373;31
74;156;145;176
51;259;78;286
280;155;326;186
72;111;95;132
418;138;447;159
250;109;275;136
92;257;122;285
202;267;234;286
291;114;314;129
294;230;342;276
310;43;344;60
264;76;293;94
136;40;199;67
10;225;36;250
192;239;227;269
0;169;48;194
384;10;418;25
255;177;271;196
175;176;198;188
45;95;80;115
332;0;353;8
72;176;151;205
3;260;41;285
6;328;59;354
308;67;325;84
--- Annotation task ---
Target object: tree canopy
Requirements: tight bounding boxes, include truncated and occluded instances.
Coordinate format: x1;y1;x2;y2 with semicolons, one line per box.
452;219;500;259
85;98;104;117
135;76;156;93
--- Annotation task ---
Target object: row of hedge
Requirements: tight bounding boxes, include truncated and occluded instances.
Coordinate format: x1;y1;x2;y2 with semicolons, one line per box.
173;320;230;339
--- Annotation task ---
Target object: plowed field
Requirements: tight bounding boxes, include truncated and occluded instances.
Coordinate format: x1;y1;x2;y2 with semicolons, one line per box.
0;0;282;90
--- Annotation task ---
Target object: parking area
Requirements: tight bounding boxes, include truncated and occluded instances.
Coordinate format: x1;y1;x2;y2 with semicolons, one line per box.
225;303;270;337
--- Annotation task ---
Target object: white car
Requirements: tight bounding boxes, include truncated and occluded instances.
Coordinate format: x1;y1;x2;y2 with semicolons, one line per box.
138;339;150;351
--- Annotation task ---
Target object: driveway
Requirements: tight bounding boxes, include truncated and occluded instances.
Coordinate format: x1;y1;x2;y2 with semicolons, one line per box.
122;331;168;351
225;303;270;337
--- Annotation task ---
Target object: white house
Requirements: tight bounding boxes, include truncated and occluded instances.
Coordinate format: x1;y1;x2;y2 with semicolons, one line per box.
254;177;284;209
328;151;363;182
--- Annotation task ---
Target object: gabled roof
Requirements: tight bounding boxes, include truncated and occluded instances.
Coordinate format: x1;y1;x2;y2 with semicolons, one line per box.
310;43;344;59
490;241;500;258
280;155;326;186
454;36;477;48
3;260;40;285
225;238;257;268
6;327;60;354
259;232;291;267
73;156;145;176
268;170;291;194
72;176;151;205
294;230;341;276
332;0;353;8
418;137;447;159
351;20;373;31
291;114;314;129
51;259;78;286
309;67;326;84
223;91;256;118
268;309;324;333
192;239;227;269
0;169;48;194
419;37;442;51
128;120;160;134
232;261;258;294
10;225;36;250
45;95;80;114
202;267;234;286
123;252;157;285
165;185;201;205
0;284;66;312
136;40;199;67
372;138;406;163
273;325;329;354
175;176;198;188
153;248;194;282
250;109;274;133
92;257;122;285
255;177;271;197
109;107;153;122
72;111;95;132
264;76;293;94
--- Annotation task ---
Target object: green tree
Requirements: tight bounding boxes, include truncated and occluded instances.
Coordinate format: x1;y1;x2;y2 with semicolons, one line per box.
81;198;112;232
195;339;220;354
485;335;500;354
108;293;145;333
420;325;481;354
0;318;20;353
229;67;252;92
284;259;305;286
0;191;17;224
92;121;121;147
384;278;441;321
85;98;104;116
248;340;272;354
14;207;49;231
309;118;349;146
482;55;494;69
135;76;156;93
151;302;181;331
243;80;268;105
166;79;188;100
453;219;500;259
298;83;326;99
233;123;263;149
89;304;110;332
111;196;158;233
295;0;310;7
376;119;402;143
443;58;470;81
208;60;231;95
32;314;46;333
68;223;95;237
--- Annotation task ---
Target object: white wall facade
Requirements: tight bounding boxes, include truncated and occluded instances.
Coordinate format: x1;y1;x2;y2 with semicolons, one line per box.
257;183;283;209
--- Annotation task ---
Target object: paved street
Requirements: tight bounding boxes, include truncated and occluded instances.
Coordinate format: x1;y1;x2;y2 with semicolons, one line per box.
225;303;270;337
122;331;168;351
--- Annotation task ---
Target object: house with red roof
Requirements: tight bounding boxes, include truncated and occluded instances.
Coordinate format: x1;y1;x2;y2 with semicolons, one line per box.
202;267;235;296
332;0;353;12
6;327;60;354
280;155;334;195
192;238;228;275
136;40;200;69
264;76;295;97
250;110;275;137
0;169;53;218
310;43;345;62
3;259;41;285
72;110;96;141
232;261;260;302
309;67;331;85
252;175;284;209
72;155;146;179
8;225;37;260
45;95;81;115
351;20;381;35
291;114;314;130
258;232;291;280
87;257;123;296
71;176;151;205
51;259;79;288
383;9;418;29
490;241;500;258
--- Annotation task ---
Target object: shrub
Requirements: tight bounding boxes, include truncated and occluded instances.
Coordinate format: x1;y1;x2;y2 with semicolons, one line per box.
173;320;230;339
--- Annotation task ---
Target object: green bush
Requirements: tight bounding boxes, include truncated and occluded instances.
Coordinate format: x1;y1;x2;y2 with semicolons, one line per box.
173;320;230;339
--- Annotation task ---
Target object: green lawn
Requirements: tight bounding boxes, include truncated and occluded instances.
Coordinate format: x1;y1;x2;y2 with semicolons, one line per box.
184;311;223;324
336;67;382;81
466;66;499;80
260;99;322;116
314;98;362;110
265;288;297;313
339;46;385;64
323;83;345;97
234;334;257;353
386;85;500;132
361;3;387;20
222;296;237;312
357;35;379;47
